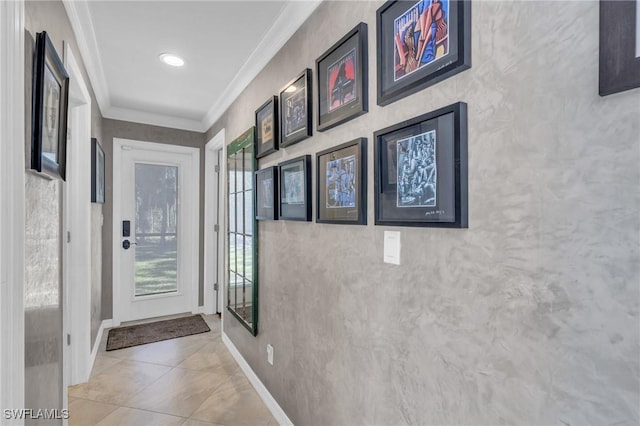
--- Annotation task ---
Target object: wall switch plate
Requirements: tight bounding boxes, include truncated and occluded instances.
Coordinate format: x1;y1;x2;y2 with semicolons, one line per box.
267;344;274;366
384;231;401;265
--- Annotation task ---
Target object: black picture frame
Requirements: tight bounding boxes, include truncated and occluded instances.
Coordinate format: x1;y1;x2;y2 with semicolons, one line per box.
376;0;471;106
31;31;70;180
278;155;312;221
599;0;640;96
279;69;313;147
255;96;279;158
316;138;367;225
255;166;278;220
316;22;368;132
91;138;105;204
374;102;467;228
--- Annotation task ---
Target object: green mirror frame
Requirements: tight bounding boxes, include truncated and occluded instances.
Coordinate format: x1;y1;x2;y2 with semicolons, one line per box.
227;127;258;335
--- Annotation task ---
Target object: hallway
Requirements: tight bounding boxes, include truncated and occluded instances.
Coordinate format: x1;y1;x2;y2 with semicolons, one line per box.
68;315;276;426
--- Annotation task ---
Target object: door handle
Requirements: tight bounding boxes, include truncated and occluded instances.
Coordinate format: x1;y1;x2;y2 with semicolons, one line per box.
122;239;137;250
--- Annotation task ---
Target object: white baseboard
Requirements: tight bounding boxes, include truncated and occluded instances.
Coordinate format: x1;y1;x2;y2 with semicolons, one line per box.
221;332;293;426
89;319;112;373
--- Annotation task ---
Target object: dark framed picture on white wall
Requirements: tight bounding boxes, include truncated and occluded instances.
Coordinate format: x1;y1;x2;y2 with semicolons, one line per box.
316;22;368;131
279;69;313;147
376;0;471;106
374;102;468;227
278;155;312;221
31;31;70;181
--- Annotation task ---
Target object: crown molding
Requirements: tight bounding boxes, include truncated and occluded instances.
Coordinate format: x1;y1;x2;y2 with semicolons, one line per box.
63;0;322;133
62;0;110;114
105;106;205;132
201;0;322;132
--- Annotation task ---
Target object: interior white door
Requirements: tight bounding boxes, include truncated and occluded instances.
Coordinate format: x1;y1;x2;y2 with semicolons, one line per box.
116;140;199;323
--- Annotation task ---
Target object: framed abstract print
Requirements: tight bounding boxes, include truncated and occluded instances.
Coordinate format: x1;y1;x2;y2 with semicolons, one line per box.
599;0;640;96
255;166;278;220
376;0;471;106
255;96;279;158
278;155;311;221
91;138;105;203
316;138;367;225
31;31;70;180
316;22;368;131
374;102;468;227
279;69;313;147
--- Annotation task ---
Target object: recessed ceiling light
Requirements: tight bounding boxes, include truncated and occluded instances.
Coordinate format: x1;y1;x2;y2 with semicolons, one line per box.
159;53;184;67
285;85;297;92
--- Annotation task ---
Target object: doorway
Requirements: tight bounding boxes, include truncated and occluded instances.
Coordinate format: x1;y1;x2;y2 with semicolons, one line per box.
204;129;225;316
112;139;199;325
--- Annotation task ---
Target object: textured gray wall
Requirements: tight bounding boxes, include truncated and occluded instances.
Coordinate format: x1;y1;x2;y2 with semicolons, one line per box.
100;119;205;320
25;0;104;419
207;1;640;424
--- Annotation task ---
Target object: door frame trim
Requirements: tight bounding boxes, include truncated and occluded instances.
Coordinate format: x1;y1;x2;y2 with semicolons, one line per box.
0;0;25;417
112;138;200;326
63;42;92;388
204;128;225;315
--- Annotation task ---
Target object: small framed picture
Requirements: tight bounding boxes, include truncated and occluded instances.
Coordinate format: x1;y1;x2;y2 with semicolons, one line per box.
376;0;471;106
374;102;468;227
278;155;311;221
279;69;312;147
599;0;640;96
255;96;279;158
316;22;368;132
316;138;367;225
255;166;278;220
91;138;105;203
31;31;70;180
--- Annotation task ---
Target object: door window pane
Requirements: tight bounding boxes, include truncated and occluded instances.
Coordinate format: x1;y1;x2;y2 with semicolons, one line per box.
135;163;178;296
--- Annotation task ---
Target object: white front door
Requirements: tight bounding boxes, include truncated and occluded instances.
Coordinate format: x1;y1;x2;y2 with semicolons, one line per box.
114;139;199;324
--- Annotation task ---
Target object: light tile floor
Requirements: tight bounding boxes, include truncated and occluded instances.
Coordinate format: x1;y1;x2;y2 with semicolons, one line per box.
69;315;277;426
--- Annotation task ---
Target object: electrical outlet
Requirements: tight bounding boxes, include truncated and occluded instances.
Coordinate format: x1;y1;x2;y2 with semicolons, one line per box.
267;344;274;366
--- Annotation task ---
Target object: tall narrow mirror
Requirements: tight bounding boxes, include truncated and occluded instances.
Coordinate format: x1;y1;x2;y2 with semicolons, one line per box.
227;128;258;335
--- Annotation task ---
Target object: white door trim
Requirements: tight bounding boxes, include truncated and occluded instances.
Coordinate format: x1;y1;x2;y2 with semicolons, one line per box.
112;138;200;326
63;43;92;389
0;0;25;419
204;129;225;315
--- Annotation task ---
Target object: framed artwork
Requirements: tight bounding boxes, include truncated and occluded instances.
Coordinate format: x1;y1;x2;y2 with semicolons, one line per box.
316;22;368;132
316;138;367;225
374;102;467;227
376;0;471;106
31;31;70;180
278;155;311;221
599;0;640;96
255;96;279;158
91;138;105;203
255;166;278;220
279;69;312;147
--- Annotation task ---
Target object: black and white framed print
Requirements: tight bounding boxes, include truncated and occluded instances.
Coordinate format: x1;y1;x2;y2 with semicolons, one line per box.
31;31;70;180
255;96;279;158
376;0;471;106
316;138;367;225
255;166;278;220
279;69;313;147
316;22;368;131
374;102;467;227
278;155;311;221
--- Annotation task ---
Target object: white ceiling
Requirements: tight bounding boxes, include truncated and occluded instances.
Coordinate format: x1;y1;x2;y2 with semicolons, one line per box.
63;0;322;132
